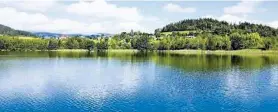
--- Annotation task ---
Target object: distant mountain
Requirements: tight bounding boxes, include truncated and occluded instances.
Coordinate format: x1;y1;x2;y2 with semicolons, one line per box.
0;24;35;36
33;32;113;38
33;32;62;38
0;24;113;38
90;33;113;38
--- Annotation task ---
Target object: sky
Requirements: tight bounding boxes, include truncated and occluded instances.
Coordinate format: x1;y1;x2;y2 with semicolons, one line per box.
0;0;277;34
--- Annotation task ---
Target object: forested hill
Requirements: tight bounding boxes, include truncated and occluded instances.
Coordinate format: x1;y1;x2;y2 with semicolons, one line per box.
0;24;35;36
159;18;278;37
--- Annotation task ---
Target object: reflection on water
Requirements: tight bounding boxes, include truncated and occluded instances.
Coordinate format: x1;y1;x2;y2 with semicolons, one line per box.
0;51;278;111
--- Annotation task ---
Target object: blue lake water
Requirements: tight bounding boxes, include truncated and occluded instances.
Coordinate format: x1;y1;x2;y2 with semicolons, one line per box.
0;51;278;111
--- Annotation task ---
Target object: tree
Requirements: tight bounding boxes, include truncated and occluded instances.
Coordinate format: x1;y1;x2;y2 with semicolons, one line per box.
66;38;79;49
154;28;161;37
48;39;59;50
160;18;278;37
230;32;245;50
97;38;108;50
85;40;95;51
244;33;263;49
0;37;5;50
135;35;151;51
222;35;231;50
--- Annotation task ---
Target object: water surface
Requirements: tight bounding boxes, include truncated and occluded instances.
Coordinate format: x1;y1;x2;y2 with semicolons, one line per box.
0;51;278;112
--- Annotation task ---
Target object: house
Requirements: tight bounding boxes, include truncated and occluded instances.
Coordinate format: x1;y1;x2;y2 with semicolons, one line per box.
59;35;68;39
186;35;196;38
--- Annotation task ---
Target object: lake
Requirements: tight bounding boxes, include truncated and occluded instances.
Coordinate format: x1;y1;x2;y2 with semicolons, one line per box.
0;51;278;112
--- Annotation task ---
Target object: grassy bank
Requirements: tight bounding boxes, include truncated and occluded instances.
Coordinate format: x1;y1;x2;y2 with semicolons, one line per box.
3;49;278;55
48;49;138;53
48;49;88;52
162;49;278;56
46;49;278;54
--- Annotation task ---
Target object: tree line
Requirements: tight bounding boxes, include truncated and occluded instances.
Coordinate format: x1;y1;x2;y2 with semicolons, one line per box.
159;18;278;37
2;30;277;51
1;18;278;51
0;36;94;51
107;31;278;51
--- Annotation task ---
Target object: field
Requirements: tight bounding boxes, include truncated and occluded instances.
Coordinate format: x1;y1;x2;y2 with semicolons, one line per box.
161;31;197;35
17;36;38;39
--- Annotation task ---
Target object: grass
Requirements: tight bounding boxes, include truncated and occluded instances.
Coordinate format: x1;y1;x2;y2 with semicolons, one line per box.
49;49;88;52
0;35;38;40
107;49;138;53
17;36;38;39
161;31;197;35
163;49;278;56
9;48;278;56
48;49;138;53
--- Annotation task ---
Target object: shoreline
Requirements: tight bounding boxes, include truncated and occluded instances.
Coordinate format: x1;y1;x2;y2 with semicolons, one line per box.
162;49;278;55
1;49;278;55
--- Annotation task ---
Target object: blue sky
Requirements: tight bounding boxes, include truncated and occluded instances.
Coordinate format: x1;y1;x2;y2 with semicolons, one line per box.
0;0;277;34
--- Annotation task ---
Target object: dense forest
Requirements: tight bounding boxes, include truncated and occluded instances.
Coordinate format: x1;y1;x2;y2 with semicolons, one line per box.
158;18;278;37
0;24;35;37
1;18;278;51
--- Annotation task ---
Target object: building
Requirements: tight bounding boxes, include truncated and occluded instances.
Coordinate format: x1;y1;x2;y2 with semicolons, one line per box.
59;35;68;39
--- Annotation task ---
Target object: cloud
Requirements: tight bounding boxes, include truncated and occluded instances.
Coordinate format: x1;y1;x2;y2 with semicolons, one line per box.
268;21;278;28
209;14;248;23
203;14;278;29
67;0;143;22
224;1;263;15
203;1;278;29
0;0;57;12
0;7;49;28
0;0;159;34
0;0;274;34
0;7;118;34
214;1;277;29
164;3;196;13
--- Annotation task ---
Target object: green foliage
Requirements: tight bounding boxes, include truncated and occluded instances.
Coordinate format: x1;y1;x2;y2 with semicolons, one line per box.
230;32;245;50
0;18;277;52
244;33;263;49
0;36;97;51
0;36;47;51
48;39;59;50
97;38;108;50
158;37;170;50
0;24;35;36
85;40;95;51
66;38;79;49
134;35;151;51
263;37;278;50
159;18;278;37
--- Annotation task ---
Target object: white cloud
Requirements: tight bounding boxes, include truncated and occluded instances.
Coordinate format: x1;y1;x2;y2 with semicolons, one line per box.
0;0;274;34
203;14;250;24
0;0;57;12
203;0;278;29
67;0;143;22
268;21;278;28
0;7;49;28
203;14;278;29
0;7;114;34
0;0;159;34
217;14;248;23
164;3;196;13
224;1;262;15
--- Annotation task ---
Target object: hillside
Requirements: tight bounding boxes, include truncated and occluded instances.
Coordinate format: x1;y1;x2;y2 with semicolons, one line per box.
0;24;35;36
158;18;278;37
33;32;113;38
